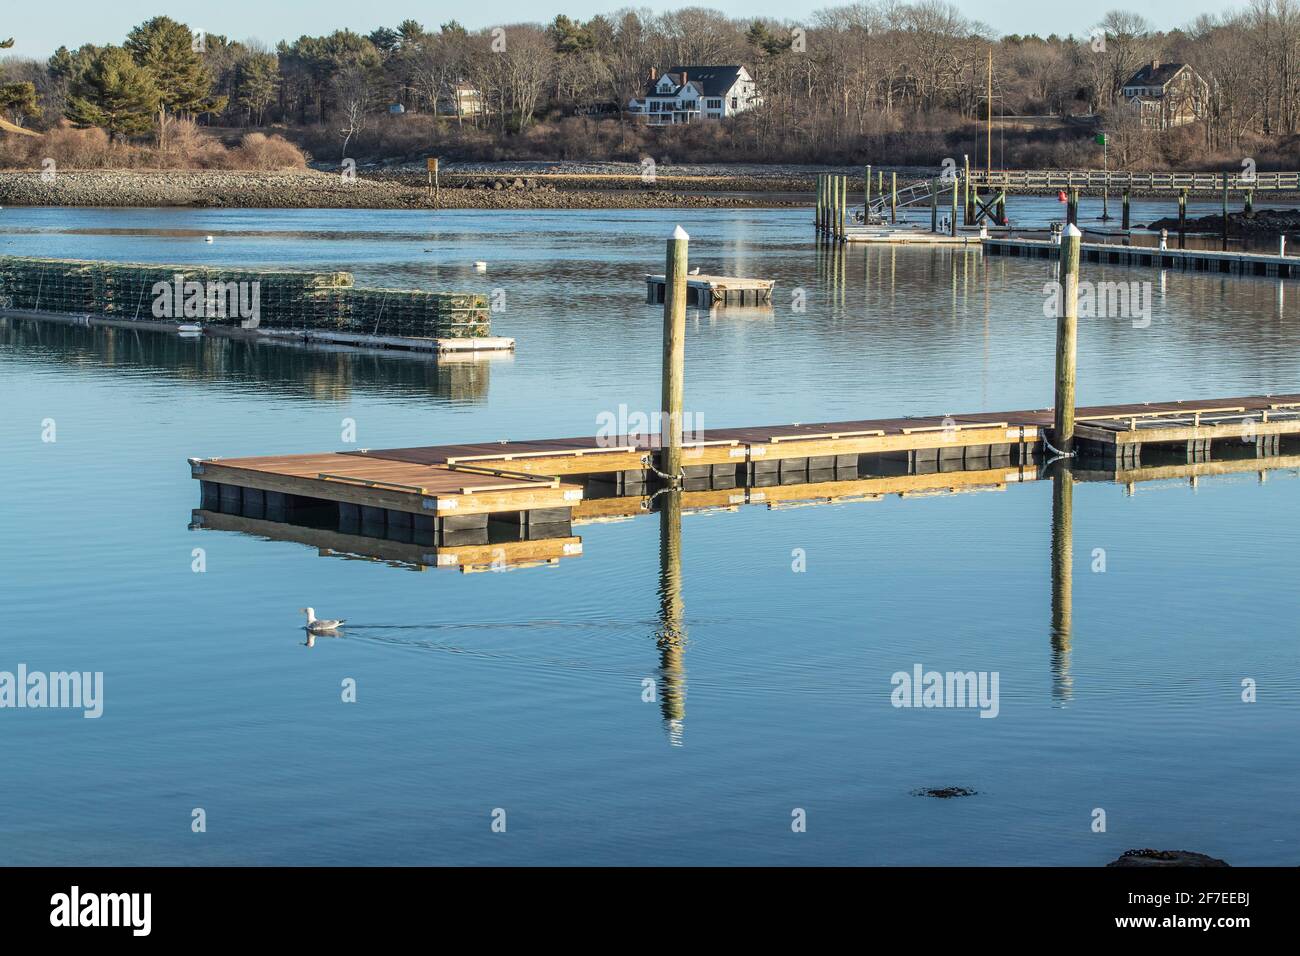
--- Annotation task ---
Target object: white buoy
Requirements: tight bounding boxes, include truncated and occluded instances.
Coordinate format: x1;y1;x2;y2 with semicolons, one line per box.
205;235;214;243
473;260;487;271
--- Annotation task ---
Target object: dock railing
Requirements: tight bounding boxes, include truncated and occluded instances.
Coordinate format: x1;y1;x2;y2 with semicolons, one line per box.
967;170;1300;191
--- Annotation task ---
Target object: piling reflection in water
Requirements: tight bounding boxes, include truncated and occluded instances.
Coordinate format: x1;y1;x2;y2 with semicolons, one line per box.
656;489;687;745
1049;467;1074;704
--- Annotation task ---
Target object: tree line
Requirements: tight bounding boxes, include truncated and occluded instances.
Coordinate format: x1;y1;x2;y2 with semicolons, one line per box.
2;2;1300;167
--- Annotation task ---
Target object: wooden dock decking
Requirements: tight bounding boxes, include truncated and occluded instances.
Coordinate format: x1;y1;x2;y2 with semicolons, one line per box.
983;237;1300;278
190;393;1300;547
645;273;774;307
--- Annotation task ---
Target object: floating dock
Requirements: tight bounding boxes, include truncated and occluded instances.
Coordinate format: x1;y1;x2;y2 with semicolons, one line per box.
192;429;1300;572
982;237;1300;278
645;273;773;307
839;227;982;245
190;393;1300;548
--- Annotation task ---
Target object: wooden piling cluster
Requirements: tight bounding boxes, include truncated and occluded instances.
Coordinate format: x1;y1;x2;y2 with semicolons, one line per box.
815;173;850;240
817;164;981;243
0;255;490;339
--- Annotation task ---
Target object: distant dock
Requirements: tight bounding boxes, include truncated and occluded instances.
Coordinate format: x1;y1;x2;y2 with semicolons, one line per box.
983;237;1300;278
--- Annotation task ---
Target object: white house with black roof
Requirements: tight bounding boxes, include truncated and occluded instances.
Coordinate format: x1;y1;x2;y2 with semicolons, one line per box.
628;66;761;125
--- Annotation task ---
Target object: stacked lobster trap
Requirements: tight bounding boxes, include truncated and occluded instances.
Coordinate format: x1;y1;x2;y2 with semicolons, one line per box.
0;256;489;339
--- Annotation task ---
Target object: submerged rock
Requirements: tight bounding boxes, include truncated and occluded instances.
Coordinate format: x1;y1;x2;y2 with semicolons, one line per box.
912;786;977;798
1107;848;1230;867
1145;208;1300;238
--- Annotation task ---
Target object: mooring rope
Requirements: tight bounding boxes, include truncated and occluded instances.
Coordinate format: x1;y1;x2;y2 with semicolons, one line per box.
641;485;676;509
641;454;684;488
1040;433;1076;467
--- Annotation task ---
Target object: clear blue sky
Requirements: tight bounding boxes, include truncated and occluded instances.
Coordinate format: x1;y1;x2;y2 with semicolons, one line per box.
4;0;1254;59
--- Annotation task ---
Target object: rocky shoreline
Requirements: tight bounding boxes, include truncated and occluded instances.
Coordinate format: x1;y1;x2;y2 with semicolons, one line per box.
6;165;1294;211
0;168;806;210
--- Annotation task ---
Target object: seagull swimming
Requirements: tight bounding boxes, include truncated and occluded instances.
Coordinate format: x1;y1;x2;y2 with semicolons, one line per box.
300;607;345;633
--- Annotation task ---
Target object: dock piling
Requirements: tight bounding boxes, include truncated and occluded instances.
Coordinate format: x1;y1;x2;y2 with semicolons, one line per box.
1052;224;1082;456
661;226;689;482
821;174;830;236
963;155;972;224
1178;189;1187;248
835;175;844;240
865;165;872;219
931;180;939;232
827;173;834;235
1222;176;1230;249
890;172;898;224
843;175;850;237
1121;190;1130;230
950;177;959;237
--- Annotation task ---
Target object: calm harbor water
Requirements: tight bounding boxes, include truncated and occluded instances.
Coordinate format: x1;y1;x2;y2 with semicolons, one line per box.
1;203;1297;866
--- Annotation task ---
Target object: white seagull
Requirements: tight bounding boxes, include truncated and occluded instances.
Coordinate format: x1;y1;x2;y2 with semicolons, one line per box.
300;607;345;633
688;266;701;275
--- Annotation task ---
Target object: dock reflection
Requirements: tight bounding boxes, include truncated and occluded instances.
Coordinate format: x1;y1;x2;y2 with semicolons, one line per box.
0;315;502;404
